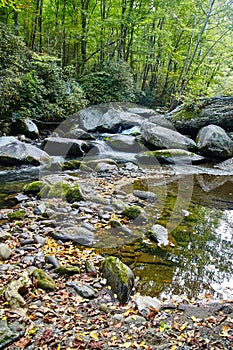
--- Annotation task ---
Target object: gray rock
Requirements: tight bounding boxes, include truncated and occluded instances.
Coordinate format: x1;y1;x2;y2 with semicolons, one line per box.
197;124;233;158
33;235;46;246
136;149;204;165
148;224;169;246
0;319;26;349
95;162;117;172
101;256;134;304
0;243;11;260
125;315;147;324
66;281;96;298
135;295;162;317
133;190;158;202
12;118;39;139
0;136;51;165
141;122;196;150
51;227;94;246
106;134;143;152
45;255;60;268
66;127;95;140
44;136;91;157
148;115;174;130
168;96;233;136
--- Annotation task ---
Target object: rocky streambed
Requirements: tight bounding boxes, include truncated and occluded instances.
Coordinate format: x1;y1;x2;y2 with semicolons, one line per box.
0;101;233;349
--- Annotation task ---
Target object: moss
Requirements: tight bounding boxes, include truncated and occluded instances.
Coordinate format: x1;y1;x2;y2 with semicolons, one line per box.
65;183;84;203
32;268;56;291
109;219;122;228
122;205;143;219
7;209;26;220
39;184;51;198
47;182;69;199
54;265;80;275
172;104;201;122
62;160;81;170
23;181;42;195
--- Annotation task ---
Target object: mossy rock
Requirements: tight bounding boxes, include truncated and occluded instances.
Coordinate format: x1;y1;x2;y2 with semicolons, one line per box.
62;160;82;171
109;219;122;228
23;181;42;195
32;268;56;291
54;265;80;276
7;210;26;221
65;183;84;203
46;182;69;199
122;205;144;219
39;184;51;198
101;256;134;304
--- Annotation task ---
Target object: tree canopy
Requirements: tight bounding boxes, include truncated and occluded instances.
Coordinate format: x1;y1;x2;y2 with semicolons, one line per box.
0;0;233;113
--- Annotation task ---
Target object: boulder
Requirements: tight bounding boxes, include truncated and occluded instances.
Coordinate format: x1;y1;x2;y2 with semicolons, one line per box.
168;96;233;136
136;149;204;164
66;127;95;140
50;227;94;246
44;136;91;157
101;256;134;303
11;118;39;139
105;134;143;152
147;224;169;246
77;103;150;132
148;115;174;130
140;122;196;150
196;124;233;159
0;136;51;165
122;205;146;220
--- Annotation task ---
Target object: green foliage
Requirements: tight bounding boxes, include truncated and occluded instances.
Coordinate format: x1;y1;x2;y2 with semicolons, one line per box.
81;61;136;105
0;24;86;133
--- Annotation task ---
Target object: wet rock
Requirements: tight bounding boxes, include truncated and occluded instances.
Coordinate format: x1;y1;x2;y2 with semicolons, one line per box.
11;118;39;139
50;227;94;246
44;136;91;157
197;124;233;158
0;136;50;165
135;295;162;317
0;319;26;349
106;134;143;152
137;149;204;164
133;190;158;202
141;122;196;150
54;265;80;276
122;205;145;220
32;268;56;291
61;159;82;171
45;255;60;268
147;224;169;246
0;243;11;260
101;256;134;304
66;281;96;298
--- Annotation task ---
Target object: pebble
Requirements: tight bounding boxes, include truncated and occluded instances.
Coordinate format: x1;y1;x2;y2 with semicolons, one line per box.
0;243;11;260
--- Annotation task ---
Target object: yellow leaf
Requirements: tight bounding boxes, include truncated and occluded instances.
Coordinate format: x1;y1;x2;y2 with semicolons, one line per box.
170;346;178;350
121;342;131;348
90;331;99;341
191;316;197;322
179;323;187;331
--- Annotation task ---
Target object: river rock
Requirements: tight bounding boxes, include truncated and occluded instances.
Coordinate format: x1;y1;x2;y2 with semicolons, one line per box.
101;256;134;303
44;136;91;157
141;122;196;150
66;281;96;298
148;224;169;246
0;319;26;349
148;115;174;130
0;230;11;241
106;134;143;152
133;190;158;202
136;149;204;164
196;124;233;158
32;268;56;291
168;96;233;136
0;243;11;260
95;162;118;172
0;136;51;165
122;205;146;220
77;103;149;132
50;227;94;246
135;295;162;317
66;127;95;140
11;118;39;139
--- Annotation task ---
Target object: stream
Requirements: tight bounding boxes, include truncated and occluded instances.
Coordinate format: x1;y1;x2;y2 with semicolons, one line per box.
0;133;233;302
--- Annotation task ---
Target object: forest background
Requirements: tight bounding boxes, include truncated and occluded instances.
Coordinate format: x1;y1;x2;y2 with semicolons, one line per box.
0;0;233;132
